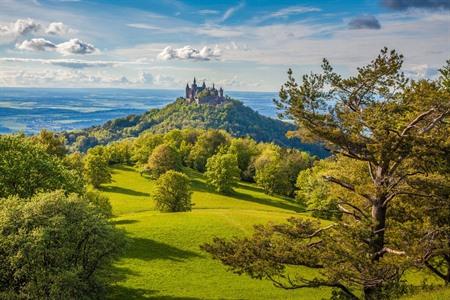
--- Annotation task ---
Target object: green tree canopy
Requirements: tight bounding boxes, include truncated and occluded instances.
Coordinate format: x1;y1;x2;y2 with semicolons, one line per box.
83;146;112;188
0;134;83;198
0;190;125;299
153;170;193;212
147;143;182;178
205;152;240;194
203;49;450;299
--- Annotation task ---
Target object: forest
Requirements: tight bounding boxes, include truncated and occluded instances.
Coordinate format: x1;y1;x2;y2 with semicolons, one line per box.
0;49;449;299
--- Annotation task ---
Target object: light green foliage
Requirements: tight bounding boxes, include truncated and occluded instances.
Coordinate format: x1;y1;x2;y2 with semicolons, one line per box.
153;170;192;212
131;132;164;165
188;130;230;172
84;190;113;218
147;143;181;178
205;152;240;193
107;139;133;165
83;146;112;188
227;138;260;181
0;190;125;299
253;144;314;196
0;134;83;198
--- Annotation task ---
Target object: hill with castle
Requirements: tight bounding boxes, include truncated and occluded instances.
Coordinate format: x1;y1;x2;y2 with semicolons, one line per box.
185;78;226;105
64;80;328;157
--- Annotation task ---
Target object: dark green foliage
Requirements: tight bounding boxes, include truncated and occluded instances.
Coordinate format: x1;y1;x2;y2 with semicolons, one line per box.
153;170;193;212
147;143;182;178
0;190;125;299
204;49;450;299
0;134;84;198
64;98;328;157
30;129;67;158
205;153;240;194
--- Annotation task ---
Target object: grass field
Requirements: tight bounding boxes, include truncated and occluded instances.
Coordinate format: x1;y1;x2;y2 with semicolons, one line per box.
101;165;448;300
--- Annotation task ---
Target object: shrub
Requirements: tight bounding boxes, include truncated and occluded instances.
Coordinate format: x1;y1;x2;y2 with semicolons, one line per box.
0;190;125;299
153;170;192;212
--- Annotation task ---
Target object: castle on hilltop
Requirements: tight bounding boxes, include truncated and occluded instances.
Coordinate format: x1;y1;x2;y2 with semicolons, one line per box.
185;77;225;105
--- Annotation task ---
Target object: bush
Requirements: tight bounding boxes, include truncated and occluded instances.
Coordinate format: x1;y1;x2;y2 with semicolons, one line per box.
0;134;84;198
0;190;125;299
147;144;181;178
153;171;192;212
205;153;240;194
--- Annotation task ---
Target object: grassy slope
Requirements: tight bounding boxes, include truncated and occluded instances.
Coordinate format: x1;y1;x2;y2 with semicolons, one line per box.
102;165;331;299
101;165;449;299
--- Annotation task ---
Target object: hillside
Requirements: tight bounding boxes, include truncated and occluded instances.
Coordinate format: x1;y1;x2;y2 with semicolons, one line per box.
103;165;331;299
64;98;328;157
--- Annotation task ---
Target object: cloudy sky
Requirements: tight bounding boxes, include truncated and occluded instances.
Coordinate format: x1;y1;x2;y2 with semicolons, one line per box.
0;0;449;91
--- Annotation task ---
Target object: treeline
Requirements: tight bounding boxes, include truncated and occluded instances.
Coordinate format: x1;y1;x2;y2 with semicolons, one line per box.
63;98;329;157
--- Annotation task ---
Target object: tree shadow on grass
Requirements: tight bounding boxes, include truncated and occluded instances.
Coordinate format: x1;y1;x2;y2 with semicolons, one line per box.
188;169;303;213
108;285;205;300
122;236;202;262
100;186;150;197
112;219;139;225
108;266;204;300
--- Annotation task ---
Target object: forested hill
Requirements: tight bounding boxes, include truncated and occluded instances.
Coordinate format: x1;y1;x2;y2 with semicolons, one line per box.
64;98;328;157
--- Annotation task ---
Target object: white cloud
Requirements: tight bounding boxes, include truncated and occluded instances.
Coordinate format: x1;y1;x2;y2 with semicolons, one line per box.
126;23;162;30
0;57;116;69
45;22;73;35
56;38;98;55
270;6;321;18
16;38;98;55
16;38;56;51
0;18;40;38
220;2;245;23
198;9;220;15
157;45;221;61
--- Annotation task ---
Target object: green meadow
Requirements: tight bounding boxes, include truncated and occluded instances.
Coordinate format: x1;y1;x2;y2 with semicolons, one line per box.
101;165;448;300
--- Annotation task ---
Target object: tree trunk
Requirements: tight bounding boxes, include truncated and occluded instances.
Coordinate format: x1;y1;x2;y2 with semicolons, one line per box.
363;202;387;300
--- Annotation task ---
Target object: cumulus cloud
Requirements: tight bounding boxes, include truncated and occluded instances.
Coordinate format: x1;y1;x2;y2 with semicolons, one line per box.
382;0;450;10
0;18;40;37
16;38;98;55
405;64;439;79
157;45;221;61
16;38;56;51
56;39;98;55
45;22;73;35
348;15;382;30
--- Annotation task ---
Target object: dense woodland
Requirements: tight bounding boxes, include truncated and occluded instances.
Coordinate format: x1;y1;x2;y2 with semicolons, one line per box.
0;49;449;299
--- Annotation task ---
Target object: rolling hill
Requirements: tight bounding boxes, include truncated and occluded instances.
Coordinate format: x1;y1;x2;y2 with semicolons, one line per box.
64;98;328;157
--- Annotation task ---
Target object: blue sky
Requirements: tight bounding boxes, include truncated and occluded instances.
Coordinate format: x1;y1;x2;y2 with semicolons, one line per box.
0;0;449;91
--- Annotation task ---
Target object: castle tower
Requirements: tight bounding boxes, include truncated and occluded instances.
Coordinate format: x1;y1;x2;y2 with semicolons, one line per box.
185;83;190;99
192;77;197;98
202;81;206;89
219;87;223;98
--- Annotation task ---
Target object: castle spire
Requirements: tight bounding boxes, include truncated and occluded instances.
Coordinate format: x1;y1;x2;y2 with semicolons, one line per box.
193;77;196;85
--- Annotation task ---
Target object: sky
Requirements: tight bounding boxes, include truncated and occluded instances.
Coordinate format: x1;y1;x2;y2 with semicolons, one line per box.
0;0;449;91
